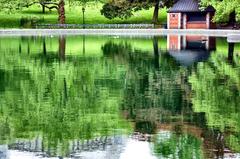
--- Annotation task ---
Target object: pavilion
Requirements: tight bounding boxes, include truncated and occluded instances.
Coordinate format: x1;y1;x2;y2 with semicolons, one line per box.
167;0;216;29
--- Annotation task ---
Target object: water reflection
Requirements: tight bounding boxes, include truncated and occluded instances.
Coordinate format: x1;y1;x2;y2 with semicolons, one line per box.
189;38;240;158
153;131;203;159
167;35;216;66
0;35;239;159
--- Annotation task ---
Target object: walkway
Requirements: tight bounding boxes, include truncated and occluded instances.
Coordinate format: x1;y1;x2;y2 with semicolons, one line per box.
0;29;239;37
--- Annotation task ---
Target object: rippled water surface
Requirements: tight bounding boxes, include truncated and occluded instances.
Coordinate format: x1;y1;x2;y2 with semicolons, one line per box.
0;35;239;159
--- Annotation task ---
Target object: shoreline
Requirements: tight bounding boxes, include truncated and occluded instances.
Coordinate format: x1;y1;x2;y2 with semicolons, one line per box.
0;29;239;37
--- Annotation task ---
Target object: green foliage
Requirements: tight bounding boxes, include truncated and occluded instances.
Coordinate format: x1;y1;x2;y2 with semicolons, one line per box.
0;0;58;12
101;1;134;19
189;42;240;152
189;52;240;132
101;0;172;22
70;0;102;8
0;36;132;153
101;38;191;125
0;4;167;28
153;132;204;159
226;134;240;152
200;0;240;23
1;35;239;157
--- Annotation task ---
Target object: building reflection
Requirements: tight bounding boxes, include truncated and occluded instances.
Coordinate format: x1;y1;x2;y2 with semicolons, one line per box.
167;35;216;66
0;145;7;159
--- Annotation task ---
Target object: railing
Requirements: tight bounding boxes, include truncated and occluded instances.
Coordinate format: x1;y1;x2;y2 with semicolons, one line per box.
35;24;155;29
227;35;240;43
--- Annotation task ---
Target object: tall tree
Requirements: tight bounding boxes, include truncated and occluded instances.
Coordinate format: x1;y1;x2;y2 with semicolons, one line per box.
101;0;174;24
0;0;66;24
189;44;240;155
0;36;131;156
200;0;240;25
58;0;65;24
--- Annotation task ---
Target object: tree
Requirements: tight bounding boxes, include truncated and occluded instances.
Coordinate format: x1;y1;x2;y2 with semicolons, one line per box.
101;0;134;20
153;132;204;159
189;51;240;132
189;45;240;154
0;0;66;24
58;0;65;24
200;0;240;25
0;36;131;156
101;0;174;24
39;0;52;13
101;38;189;122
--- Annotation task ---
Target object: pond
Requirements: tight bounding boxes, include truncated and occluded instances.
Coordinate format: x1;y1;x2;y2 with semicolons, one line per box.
0;35;239;159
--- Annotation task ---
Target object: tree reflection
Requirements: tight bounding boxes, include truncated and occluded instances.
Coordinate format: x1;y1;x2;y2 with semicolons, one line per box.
189;43;240;155
0;36;131;157
101;37;240;158
58;36;66;61
228;42;234;63
0;35;239;158
101;39;191;122
153;131;203;159
100;38;200;144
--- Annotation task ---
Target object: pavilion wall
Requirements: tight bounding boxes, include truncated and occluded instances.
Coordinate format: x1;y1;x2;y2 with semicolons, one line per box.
168;12;215;29
168;13;181;29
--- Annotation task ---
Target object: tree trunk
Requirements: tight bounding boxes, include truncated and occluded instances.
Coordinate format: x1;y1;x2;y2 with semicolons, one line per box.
216;133;224;158
152;0;160;25
43;37;46;55
228;43;234;63
58;0;65;24
59;36;66;61
229;10;236;26
27;42;30;55
41;4;45;13
63;78;68;106
153;36;159;69
19;44;22;54
82;35;86;55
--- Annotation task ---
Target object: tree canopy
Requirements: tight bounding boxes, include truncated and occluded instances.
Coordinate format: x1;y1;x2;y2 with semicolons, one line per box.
200;0;240;23
101;0;174;24
0;36;131;156
189;45;240;154
0;0;66;23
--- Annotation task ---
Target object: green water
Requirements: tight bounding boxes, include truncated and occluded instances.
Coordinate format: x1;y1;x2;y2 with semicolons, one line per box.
0;35;239;159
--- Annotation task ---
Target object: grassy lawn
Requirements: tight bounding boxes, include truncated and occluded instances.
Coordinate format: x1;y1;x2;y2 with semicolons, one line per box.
0;4;167;28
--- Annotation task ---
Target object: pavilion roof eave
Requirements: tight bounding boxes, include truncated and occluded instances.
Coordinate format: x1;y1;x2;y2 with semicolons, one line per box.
168;0;215;13
167;10;210;13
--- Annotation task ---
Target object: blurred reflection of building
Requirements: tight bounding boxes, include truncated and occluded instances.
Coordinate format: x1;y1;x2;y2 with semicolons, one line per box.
167;35;216;66
0;145;8;159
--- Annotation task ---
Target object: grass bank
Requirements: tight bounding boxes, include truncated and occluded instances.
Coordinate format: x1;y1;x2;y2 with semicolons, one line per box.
0;4;167;28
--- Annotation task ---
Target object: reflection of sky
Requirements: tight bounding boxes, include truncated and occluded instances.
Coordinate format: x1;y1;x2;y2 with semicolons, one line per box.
169;50;210;66
3;138;158;159
4;132;240;159
6;142;240;159
155;130;171;142
9;151;58;159
120;139;157;159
